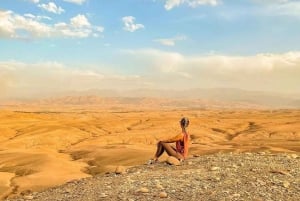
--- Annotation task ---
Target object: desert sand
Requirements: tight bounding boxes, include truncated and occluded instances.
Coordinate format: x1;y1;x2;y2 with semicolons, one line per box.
0;103;299;200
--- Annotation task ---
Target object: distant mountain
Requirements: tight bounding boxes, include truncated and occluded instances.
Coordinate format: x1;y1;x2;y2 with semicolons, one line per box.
74;88;300;108
1;88;299;109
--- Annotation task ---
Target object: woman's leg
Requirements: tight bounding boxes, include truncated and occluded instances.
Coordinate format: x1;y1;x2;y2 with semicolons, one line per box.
154;141;165;160
161;142;184;160
154;141;184;160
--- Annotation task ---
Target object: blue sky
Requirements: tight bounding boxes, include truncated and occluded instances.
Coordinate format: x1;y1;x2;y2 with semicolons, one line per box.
0;0;300;97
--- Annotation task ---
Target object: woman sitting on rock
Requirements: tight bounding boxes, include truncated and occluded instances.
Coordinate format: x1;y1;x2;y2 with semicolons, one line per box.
151;117;190;163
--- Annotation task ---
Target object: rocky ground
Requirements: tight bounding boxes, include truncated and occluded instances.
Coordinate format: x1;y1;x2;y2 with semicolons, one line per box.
5;152;300;201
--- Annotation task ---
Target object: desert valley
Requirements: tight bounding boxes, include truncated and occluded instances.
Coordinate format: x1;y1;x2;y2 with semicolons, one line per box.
0;96;299;200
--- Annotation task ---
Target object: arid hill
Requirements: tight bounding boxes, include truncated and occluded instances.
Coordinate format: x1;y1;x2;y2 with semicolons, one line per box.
0;101;299;200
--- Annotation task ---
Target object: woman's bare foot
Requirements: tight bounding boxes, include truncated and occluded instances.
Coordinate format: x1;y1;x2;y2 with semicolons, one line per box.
148;157;159;164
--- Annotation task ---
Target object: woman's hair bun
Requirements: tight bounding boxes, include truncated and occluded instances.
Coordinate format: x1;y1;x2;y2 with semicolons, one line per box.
180;117;189;128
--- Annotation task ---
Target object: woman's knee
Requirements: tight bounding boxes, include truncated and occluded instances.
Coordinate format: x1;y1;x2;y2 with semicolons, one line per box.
161;142;170;148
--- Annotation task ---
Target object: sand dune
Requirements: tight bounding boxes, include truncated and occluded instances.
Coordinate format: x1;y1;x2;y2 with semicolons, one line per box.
0;105;299;199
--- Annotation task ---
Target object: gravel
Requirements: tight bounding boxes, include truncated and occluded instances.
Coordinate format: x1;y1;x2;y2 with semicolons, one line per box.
6;152;300;201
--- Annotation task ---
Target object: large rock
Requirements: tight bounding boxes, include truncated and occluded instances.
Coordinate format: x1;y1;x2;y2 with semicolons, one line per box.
159;192;168;198
166;156;181;166
115;166;126;174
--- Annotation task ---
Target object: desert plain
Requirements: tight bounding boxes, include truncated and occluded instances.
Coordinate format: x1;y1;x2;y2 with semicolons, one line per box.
0;99;299;200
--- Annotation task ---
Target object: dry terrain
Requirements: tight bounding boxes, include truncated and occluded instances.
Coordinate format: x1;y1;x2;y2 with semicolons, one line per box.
6;152;300;201
0;101;299;200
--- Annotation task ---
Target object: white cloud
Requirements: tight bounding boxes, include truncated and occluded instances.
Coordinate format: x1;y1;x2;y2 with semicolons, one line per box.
0;11;104;39
29;0;39;3
153;35;187;46
122;16;144;32
0;10;52;38
165;0;181;10
0;11;16;38
123;49;300;92
38;2;65;14
70;14;90;27
253;0;300;17
187;0;219;7
269;1;300;17
63;0;87;5
1;51;300;99
95;26;104;32
164;0;220;10
0;61;142;98
24;13;52;21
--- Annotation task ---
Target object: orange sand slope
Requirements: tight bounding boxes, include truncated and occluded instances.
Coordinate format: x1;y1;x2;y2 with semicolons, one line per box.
0;108;299;199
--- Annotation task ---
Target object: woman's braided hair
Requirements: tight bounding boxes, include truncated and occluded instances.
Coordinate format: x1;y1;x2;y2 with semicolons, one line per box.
180;117;189;128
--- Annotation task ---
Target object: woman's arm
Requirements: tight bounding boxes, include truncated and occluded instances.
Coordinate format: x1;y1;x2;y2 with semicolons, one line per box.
162;133;183;143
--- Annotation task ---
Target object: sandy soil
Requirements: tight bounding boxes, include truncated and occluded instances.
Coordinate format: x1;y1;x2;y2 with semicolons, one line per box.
0;107;299;199
6;152;300;201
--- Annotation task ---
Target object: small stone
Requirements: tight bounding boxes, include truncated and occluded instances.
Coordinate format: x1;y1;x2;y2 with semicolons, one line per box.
283;181;290;188
166;156;181;166
64;188;72;193
154;179;160;183
115;166;126;174
159;192;168;198
188;161;193;165
24;195;34;200
156;184;164;189
232;193;240;197
99;193;108;198
257;179;266;185
232;164;238;169
210;166;220;171
291;154;298;159
138;187;149;193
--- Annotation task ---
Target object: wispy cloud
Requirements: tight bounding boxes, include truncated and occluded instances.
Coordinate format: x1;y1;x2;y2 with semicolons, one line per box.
153;35;187;46
164;0;220;10
28;0;39;3
122;16;144;32
63;0;87;5
24;13;52;21
268;1;300;17
253;0;300;17
38;2;65;14
0;11;103;39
